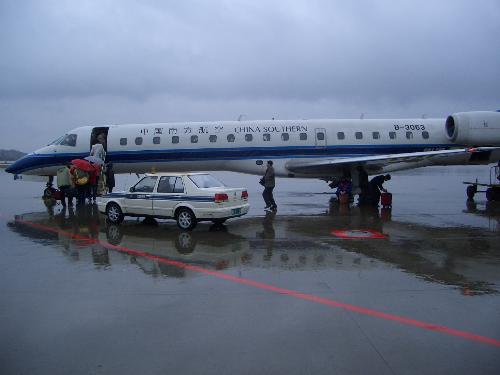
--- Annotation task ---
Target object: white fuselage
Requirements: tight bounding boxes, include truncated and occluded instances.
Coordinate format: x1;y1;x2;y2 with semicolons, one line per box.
6;115;500;179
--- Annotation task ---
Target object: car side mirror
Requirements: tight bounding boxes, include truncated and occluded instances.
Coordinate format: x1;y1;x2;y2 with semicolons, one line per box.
129;187;135;192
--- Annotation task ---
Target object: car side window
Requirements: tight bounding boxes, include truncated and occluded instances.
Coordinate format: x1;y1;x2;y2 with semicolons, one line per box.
132;176;158;193
157;176;184;193
172;177;184;193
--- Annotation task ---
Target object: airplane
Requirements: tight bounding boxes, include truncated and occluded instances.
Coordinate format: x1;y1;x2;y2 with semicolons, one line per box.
5;110;500;193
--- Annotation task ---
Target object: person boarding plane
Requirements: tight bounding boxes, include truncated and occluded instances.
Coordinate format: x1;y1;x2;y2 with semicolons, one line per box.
6;111;500;198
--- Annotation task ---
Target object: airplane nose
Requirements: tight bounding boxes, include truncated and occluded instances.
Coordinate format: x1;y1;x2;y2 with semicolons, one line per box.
5;155;33;174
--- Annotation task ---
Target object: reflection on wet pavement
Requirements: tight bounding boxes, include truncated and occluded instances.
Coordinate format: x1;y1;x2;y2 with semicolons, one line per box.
2;168;500;374
8;199;500;296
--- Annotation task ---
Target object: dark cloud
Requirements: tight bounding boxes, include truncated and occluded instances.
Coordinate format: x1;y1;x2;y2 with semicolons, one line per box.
1;0;499;150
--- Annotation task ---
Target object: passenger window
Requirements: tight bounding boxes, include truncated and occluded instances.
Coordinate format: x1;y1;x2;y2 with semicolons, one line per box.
422;131;430;139
132;176;158;193
337;132;345;140
135;137;143;145
172;136;179;144
355;132;363;140
157;176;184;194
245;134;253;142
191;135;198;143
389;132;396;139
406;131;414;139
299;133;307;140
60;134;77;147
372;132;380;140
281;133;289;141
120;138;127;146
209;135;217;143
153;136;161;144
317;132;325;141
157;177;174;193
263;133;271;141
173;177;184;193
227;134;235;142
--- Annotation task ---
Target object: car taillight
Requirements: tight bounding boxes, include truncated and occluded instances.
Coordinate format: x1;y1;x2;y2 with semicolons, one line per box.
214;193;229;203
241;190;248;200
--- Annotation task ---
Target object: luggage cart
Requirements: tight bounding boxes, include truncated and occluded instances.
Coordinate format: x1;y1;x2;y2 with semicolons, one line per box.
464;165;500;201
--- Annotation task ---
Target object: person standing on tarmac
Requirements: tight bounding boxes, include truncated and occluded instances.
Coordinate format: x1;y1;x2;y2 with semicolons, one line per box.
368;174;391;206
262;160;277;211
105;162;115;193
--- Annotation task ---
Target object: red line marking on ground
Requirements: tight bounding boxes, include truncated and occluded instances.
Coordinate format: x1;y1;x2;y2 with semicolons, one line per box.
12;217;500;348
331;229;387;239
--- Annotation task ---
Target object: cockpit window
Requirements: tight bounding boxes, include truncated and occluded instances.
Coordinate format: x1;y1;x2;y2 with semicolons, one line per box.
49;134;77;147
48;136;64;145
60;134;77;146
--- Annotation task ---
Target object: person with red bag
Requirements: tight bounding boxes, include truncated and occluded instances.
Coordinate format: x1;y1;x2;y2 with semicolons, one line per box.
368;174;391;207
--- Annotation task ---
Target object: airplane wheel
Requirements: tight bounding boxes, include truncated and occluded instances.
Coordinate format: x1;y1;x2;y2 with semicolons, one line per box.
466;185;476;200
106;203;124;224
176;208;197;230
486;187;500;202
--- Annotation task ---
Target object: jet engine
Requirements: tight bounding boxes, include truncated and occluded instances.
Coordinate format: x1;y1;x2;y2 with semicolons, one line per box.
445;111;500;146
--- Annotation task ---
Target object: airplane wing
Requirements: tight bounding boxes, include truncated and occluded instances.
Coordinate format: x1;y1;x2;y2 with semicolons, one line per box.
285;147;500;176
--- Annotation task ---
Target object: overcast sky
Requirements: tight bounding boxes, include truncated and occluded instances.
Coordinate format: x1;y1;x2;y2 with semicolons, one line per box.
1;0;499;151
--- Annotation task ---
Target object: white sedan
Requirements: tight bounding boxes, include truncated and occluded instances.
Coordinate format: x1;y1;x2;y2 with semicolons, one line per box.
97;173;250;230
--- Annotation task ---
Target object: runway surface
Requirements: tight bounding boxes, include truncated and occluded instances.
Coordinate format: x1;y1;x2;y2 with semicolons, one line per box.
1;167;500;374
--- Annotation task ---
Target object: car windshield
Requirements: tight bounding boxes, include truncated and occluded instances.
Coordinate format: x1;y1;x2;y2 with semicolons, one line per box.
188;174;225;188
132;176;158;192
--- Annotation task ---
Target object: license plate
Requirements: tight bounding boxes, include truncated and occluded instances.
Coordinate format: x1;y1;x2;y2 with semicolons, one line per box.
231;208;241;215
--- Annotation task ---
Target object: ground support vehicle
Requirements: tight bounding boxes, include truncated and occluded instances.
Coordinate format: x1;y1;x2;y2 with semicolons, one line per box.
464;165;500;201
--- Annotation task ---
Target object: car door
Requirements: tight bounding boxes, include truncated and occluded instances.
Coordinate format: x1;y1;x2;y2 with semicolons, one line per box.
153;176;185;217
124;176;158;215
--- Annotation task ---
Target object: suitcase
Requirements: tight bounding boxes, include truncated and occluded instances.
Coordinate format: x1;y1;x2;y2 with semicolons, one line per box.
380;192;392;207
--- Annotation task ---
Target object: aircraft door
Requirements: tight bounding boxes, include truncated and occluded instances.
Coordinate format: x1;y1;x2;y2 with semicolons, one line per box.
90;127;109;153
315;128;327;148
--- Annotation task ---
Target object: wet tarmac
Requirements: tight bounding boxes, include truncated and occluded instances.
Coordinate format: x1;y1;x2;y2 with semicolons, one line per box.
1;167;500;374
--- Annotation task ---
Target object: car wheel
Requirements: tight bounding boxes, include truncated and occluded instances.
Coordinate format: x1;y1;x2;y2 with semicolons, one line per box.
175;232;197;254
106;202;124;224
176;208;197;230
106;224;123;245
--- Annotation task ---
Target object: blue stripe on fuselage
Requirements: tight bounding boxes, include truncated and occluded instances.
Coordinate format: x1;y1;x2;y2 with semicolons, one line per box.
6;144;453;174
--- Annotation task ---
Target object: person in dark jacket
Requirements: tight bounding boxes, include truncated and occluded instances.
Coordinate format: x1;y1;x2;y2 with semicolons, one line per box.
368;174;391;206
105;163;115;193
356;166;369;205
262;160;277;211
